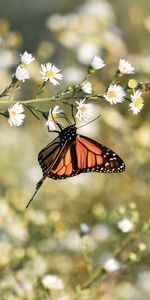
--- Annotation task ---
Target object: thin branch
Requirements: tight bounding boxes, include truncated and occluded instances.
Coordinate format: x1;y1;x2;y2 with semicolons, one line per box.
0;94;103;105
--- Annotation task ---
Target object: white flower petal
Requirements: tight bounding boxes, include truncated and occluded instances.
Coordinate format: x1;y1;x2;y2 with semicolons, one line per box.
119;59;134;74
8;103;25;127
82;81;92;94
75;99;94;121
45;120;56;131
91;56;106;70
15;66;30;82
20;51;35;65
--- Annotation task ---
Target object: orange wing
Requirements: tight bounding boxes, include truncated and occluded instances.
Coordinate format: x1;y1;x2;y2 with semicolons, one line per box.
38;135;125;180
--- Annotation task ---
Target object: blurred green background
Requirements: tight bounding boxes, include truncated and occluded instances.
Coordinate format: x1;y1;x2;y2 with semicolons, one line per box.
0;0;150;299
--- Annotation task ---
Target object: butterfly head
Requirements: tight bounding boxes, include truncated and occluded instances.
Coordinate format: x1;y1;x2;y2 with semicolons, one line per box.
59;125;77;145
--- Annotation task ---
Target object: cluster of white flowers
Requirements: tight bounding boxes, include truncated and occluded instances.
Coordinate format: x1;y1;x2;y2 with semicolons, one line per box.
15;51;35;82
15;51;63;86
44;100;95;131
102;59;144;114
7;54;144;128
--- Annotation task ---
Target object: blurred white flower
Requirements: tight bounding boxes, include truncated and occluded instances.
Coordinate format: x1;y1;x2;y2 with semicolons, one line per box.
63;67;83;84
80;223;90;235
75;99;93;121
45;105;63;131
118;218;135;233
41;274;64;290
91;56;106;70
82;81;92;94
77;43;99;64
129;90;144;114
15;65;30;82
119;59;134;74
20;51;35;65
80;0;112;19
8;103;25;127
103;257;120;272
40;63;63;85
103;84;125;105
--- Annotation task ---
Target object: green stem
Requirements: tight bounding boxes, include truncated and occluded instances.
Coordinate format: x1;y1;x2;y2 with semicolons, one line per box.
0;94;104;105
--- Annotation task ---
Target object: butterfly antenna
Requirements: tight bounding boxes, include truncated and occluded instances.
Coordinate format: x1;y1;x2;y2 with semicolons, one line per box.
26;176;46;208
71;104;76;125
59;113;72;125
77;114;101;129
50;108;63;131
63;101;76;125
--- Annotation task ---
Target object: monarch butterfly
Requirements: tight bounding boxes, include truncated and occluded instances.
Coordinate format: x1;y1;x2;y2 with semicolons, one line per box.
26;108;125;208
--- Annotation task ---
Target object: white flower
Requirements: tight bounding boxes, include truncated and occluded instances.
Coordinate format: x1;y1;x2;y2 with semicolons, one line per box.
103;258;120;272
8;103;25;127
15;65;30;82
91;56;106;70
20;51;35;65
40;63;63;85
75;99;93;121
82;81;92;94
118;218;135;233
45;105;63;131
103;84;125;105
41;274;64;290
129;90;144;115
119;59;134;74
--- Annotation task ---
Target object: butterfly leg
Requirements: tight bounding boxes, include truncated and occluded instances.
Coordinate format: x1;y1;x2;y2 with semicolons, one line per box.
26;175;46;208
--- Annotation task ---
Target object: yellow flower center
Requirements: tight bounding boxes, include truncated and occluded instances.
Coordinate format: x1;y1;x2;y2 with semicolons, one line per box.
48;113;57;121
133;97;143;107
46;70;55;78
10;110;17;117
121;67;126;73
79;105;87;112
108;90;116;98
128;79;137;89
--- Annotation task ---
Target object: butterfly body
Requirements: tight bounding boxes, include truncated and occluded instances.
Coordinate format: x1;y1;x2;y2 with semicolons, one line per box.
59;124;77;145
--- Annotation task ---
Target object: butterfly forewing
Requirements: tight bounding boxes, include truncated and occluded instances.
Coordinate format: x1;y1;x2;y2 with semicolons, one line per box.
38;136;61;174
